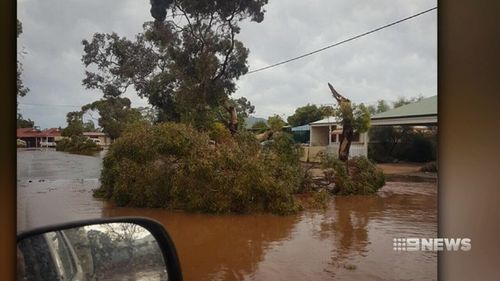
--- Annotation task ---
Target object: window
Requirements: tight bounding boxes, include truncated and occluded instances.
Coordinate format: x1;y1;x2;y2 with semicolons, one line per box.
330;133;337;143
45;232;77;281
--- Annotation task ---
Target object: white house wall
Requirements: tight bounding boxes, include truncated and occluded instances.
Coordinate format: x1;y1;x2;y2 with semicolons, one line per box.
326;143;367;158
310;126;329;146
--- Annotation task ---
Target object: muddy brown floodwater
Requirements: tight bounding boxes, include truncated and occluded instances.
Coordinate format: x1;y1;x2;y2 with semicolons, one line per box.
17;149;437;281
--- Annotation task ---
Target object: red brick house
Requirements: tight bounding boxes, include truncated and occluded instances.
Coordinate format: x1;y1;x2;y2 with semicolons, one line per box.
17;128;62;148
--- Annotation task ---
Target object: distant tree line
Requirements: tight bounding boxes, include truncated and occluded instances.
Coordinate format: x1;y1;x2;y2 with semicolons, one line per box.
16;19;34;129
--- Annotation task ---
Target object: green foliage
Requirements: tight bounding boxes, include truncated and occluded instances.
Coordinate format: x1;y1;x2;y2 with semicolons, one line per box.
83;120;97;132
397;133;436;162
319;105;337;117
95;122;301;215
335;102;371;133
352;103;371;133
56;137;102;155
208;122;232;143
311;189;330;209
138;106;158;125
296;188;331;210
17;19;29;98
368;95;423;115
367;99;390;115
59;111;102;154
287;104;338;127
17;19;23;37
393;95;424;108
287;104;324;127
267;115;286;132
265;132;303;164
62;111;84;139
82;97;144;140
17;113;34;128
367;96;436;163
369;126;436;163
251;120;268;133
376;100;390;113
368;126;398;163
82;1;267;131
232;97;255;122
214;97;256;133
322;156;385;195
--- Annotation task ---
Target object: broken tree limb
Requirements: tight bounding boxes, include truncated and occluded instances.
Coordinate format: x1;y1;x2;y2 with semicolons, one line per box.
256;130;273;142
219;105;238;135
226;105;238;135
327;83;354;162
328;82;350;104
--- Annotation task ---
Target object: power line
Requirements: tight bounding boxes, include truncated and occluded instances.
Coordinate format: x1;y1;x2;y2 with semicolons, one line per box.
245;6;437;75
18;102;151;108
19;8;436;110
19;103;82;108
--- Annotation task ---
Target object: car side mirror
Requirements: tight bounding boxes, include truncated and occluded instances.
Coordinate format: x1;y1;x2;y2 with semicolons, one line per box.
17;217;183;281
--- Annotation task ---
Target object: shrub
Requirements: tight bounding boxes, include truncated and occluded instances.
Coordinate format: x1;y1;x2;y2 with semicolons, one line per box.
311;189;330;209
95;122;302;215
402;134;436;162
368;127;436;163
322;155;385;195
208;122;232;144
56;137;102;155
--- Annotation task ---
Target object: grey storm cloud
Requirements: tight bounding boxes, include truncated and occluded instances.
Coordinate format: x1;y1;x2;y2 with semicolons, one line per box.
17;0;437;128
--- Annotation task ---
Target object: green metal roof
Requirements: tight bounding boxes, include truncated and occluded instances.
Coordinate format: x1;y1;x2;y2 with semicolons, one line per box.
371;95;437;119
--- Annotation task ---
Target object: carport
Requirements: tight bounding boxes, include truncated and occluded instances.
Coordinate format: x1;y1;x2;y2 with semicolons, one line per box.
305;96;437;162
368;95;437;162
370;95;437;126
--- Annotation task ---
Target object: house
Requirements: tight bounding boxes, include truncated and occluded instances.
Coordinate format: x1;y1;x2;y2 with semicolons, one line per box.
291;124;311;144
304;95;437;162
370;95;437;126
17;128;112;148
304;118;368;162
17;128;63;148
83;132;112;146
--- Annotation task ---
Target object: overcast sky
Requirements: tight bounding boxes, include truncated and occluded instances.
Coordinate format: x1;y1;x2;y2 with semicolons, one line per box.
17;0;437;129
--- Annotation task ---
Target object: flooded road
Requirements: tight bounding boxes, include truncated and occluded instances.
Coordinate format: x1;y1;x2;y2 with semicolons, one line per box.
17;149;437;281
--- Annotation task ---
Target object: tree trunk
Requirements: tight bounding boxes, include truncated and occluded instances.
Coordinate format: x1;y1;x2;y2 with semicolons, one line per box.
226;106;238;135
328;83;354;163
338;124;353;162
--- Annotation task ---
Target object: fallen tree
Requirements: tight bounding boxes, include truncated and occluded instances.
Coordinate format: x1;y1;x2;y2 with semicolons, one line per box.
94;122;304;215
321;83;384;194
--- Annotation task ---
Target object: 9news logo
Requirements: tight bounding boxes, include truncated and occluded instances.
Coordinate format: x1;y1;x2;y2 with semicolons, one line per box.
393;238;472;251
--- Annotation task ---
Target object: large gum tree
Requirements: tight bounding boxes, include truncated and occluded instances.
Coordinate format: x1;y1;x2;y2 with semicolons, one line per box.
81;0;268;132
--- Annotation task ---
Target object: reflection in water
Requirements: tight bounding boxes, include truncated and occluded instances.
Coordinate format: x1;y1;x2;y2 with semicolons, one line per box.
325;197;374;269
102;207;299;281
18;150;437;281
